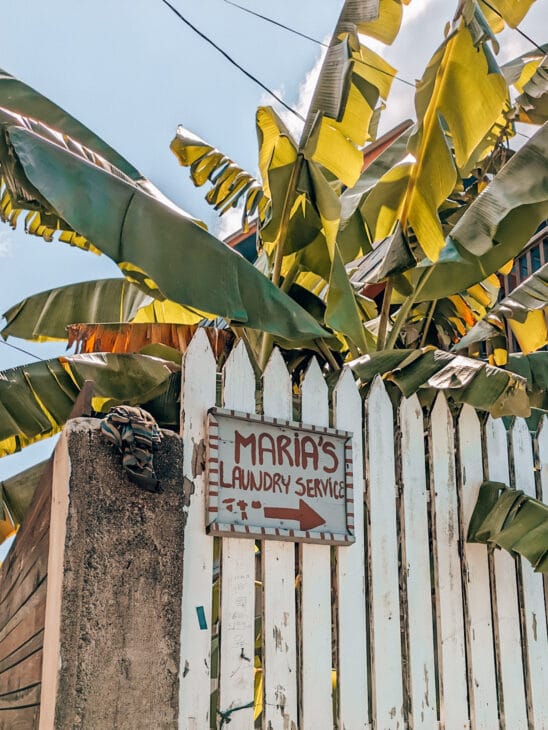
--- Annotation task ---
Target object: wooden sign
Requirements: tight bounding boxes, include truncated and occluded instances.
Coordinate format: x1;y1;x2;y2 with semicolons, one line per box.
206;408;354;544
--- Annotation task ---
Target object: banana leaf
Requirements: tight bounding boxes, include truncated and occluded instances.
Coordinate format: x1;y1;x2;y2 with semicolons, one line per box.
501;45;548;125
0;353;179;458
2;121;327;343
364;21;508;261
300;0;397;187
454;263;548;354
399;122;548;302
467;480;548;573
349;347;530;416
0;68;142;181
66;322;233;360
170;126;268;230
0;459;47;524
1;278;212;341
506;351;548;411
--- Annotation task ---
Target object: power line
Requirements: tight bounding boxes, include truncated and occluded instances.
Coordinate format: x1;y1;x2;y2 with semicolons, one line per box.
479;0;546;55
159;0;305;121
223;0;416;89
0;339;43;362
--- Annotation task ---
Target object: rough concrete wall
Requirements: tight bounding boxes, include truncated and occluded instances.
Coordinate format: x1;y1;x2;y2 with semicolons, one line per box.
54;419;185;730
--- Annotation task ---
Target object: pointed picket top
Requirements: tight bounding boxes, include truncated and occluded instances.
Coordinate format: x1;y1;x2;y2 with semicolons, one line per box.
366;373;391;412
222;338;255;411
431;390;451;422
301;356;328;425
458;402;481;432
333;367;360;429
263;347;291;419
182;327;216;372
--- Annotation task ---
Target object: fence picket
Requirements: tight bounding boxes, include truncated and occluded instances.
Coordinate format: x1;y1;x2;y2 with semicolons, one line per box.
485;416;528;730
261;349;298;730
179;330;217;729
535;417;548;627
333;368;369;729
366;377;404;729
399;394;437;729
219;341;257;729
458;405;499;730
299;358;333;729
510;419;548;728
429;395;469;729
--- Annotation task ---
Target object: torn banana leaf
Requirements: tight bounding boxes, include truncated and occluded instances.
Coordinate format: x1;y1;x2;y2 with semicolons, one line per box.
0;459;47;526
67;322;233;361
365;22;507;261
0;353;180;458
400;122;548;302
455;262;548;354
506;351;548;411
468;480;547;573
349;347;530;416
301;0;397;188
1;278;209;341
3;122;327;343
170;126;269;230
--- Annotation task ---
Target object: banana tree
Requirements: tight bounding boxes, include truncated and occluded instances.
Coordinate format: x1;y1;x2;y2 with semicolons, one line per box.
1;0;547;527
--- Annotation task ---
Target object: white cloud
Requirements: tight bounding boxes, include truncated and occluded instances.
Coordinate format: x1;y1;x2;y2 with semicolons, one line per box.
0;233;14;258
216;204;245;241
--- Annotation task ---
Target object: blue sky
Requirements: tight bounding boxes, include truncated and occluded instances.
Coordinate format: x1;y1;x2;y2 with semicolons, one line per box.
0;0;546;557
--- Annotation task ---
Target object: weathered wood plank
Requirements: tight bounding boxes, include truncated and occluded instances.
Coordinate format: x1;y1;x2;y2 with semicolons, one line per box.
299;359;333;730
366;377;404;729
430;395;469;729
399;394;437;729
0;630;43;676
219;341;256;729
458;405;499;730
333;368;369;730
262;349;298;730
511;418;548;729
0;585;46;664
0;534;48;635
0;650;42;697
179;330;217;730
0;703;40;727
485;416;528;730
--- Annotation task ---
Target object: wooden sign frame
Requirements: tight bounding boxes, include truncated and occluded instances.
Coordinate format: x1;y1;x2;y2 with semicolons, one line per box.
206;407;355;545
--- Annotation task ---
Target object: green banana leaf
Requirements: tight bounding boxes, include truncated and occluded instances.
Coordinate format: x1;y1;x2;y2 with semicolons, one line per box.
398;122;548;302
1;459;47;524
349;347;530;416
468;480;548;573
0;68;142;181
0;352;179;458
2;278;151;341
2;121;327;343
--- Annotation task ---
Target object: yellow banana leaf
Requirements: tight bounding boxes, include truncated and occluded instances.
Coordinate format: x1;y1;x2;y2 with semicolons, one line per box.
479;0;538;29
0;353;179;458
357;0;410;45
170;126;269;229
509;310;548;353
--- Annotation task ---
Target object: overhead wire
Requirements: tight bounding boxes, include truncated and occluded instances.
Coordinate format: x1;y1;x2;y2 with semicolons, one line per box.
0;339;43;362
479;0;546;55
159;0;305;121
223;0;416;88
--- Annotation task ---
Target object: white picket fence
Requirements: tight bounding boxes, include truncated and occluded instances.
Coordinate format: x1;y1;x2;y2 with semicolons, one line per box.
178;330;548;730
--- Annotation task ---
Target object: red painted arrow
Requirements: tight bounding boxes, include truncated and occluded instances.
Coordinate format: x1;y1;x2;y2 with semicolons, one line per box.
263;499;326;531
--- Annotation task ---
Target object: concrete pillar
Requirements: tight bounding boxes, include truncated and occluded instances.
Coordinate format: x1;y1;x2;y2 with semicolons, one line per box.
40;419;185;730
